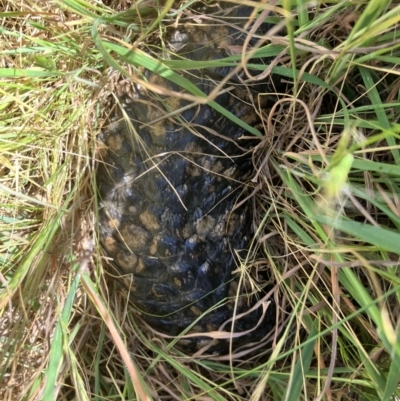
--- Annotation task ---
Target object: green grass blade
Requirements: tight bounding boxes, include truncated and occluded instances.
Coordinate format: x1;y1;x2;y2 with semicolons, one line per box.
42;269;81;401
344;0;392;46
359;67;400;163
382;349;400;401
314;215;400;256
93;36;264;136
283;324;317;401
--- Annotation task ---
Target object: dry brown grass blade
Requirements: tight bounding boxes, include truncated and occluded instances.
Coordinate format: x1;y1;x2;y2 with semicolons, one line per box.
81;273;152;401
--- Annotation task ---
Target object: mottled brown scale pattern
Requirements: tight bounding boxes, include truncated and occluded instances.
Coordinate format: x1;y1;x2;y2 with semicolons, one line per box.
97;3;276;353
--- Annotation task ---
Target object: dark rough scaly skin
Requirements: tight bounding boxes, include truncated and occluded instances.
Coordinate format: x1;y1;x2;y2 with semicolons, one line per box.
97;3;276;354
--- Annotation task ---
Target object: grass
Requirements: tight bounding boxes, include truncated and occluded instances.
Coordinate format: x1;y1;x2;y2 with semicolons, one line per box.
0;0;399;400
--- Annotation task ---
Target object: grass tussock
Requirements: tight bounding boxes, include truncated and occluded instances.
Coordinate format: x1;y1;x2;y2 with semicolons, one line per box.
0;0;399;400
